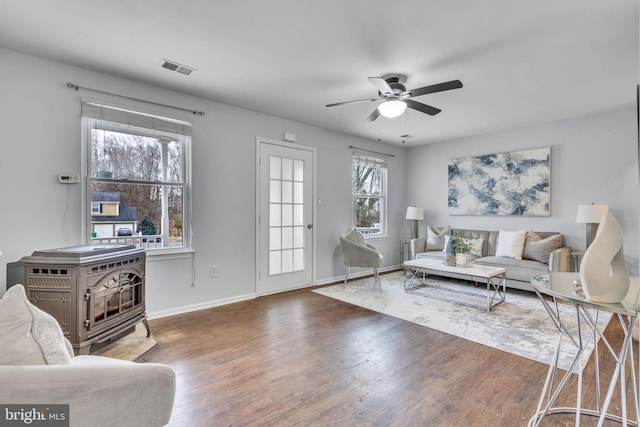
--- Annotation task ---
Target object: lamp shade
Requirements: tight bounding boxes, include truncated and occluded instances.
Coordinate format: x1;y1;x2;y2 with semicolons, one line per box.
378;100;407;118
406;206;424;220
576;204;609;223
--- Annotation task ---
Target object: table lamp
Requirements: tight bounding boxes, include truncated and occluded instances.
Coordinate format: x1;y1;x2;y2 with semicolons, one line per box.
406;206;424;239
576;203;608;248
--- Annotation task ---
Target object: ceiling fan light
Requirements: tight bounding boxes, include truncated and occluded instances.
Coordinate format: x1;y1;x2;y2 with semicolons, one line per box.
378;100;407;118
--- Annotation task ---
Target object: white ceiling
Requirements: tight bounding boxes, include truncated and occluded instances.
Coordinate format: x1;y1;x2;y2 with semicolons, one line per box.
0;0;638;145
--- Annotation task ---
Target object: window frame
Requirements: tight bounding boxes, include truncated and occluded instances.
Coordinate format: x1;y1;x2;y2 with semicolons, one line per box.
91;203;102;214
81;101;192;253
352;154;388;238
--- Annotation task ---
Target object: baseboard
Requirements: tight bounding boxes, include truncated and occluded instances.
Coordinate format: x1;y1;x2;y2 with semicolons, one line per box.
148;265;402;319
148;293;256;320
314;265;401;286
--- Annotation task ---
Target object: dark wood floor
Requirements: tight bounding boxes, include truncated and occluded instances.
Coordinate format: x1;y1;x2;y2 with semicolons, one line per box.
142;276;636;426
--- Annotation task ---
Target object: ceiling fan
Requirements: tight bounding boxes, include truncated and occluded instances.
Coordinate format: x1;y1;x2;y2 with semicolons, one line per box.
326;75;463;122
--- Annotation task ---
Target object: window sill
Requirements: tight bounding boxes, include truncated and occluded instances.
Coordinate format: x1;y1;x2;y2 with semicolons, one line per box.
145;247;194;262
365;234;388;241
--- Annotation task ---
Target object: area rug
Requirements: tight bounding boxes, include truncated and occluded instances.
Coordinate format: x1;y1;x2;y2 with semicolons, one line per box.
313;271;612;372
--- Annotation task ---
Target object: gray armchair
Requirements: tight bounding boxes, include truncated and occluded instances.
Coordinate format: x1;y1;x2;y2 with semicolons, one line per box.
340;227;384;290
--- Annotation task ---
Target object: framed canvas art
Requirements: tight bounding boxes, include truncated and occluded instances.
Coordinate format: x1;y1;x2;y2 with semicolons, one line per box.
448;147;551;216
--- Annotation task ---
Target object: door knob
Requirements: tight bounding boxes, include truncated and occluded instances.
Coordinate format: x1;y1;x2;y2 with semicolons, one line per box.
307;224;313;229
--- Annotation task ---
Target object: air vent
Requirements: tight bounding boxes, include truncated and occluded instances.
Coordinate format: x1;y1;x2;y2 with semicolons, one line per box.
161;61;179;71
161;59;196;76
175;66;193;75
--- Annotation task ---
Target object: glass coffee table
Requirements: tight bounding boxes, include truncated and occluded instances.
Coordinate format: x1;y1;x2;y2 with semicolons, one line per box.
403;258;506;311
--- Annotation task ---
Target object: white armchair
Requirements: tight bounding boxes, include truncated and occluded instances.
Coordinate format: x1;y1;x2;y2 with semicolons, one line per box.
340;227;384;290
0;285;175;427
0;354;176;426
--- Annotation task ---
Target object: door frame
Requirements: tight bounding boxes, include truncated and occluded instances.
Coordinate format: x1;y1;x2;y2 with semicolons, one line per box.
255;137;317;295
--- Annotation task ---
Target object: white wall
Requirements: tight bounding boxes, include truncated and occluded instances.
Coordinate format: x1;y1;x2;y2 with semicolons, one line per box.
0;47;408;315
3;46;636;317
405;108;640;275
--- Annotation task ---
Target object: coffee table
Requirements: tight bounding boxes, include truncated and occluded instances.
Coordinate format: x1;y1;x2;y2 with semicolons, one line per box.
403;258;506;311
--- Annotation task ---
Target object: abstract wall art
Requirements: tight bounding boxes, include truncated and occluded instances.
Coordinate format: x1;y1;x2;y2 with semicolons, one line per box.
448;147;551;216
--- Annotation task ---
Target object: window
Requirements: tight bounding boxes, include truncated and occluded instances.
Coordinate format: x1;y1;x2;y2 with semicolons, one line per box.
82;101;191;251
352;153;386;236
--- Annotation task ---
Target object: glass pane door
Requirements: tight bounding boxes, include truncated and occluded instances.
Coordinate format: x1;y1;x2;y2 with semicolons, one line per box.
257;140;314;296
269;155;305;275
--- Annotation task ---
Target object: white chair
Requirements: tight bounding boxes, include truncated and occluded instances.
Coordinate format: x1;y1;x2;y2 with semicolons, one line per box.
339;227;384;290
0;284;175;427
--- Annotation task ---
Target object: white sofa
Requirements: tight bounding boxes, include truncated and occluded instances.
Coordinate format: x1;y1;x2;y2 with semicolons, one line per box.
410;228;572;291
0;285;175;427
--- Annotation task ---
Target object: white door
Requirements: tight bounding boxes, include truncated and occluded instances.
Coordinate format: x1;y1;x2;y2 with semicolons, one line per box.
93;224;113;237
257;139;315;296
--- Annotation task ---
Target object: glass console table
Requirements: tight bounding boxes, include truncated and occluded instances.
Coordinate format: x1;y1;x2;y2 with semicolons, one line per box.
529;273;640;426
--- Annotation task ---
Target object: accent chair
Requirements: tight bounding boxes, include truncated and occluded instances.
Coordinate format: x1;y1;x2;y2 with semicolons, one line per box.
339;227;384;290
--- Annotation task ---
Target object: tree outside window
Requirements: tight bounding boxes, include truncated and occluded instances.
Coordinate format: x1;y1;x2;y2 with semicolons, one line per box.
352;155;386;236
82;102;191;250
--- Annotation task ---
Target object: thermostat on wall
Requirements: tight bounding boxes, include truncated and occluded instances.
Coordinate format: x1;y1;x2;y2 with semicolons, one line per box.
58;173;80;184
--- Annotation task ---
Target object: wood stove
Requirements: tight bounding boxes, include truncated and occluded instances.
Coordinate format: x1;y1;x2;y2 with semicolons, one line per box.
7;244;148;355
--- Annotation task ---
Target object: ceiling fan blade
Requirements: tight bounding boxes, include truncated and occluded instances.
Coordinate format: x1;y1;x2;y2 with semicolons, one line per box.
405;99;441;116
365;108;380;122
368;77;394;96
326;98;378;108
408;80;463;98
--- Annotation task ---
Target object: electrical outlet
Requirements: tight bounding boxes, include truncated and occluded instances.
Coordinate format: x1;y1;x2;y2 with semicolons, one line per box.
210;265;219;278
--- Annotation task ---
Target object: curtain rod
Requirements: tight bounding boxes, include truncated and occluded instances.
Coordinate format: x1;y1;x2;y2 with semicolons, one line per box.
66;82;205;116
349;145;395;158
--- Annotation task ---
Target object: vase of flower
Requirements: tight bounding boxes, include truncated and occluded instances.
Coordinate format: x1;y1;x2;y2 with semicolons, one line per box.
455;253;467;266
451;235;471;266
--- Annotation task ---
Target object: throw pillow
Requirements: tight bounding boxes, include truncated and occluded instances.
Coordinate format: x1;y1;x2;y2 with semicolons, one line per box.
0;285;71;365
426;225;450;250
28;301;73;365
0;285;48;365
463;237;484;257
345;227;365;246
524;230;541;246
523;233;563;264
495;230;527;259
